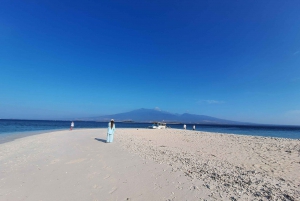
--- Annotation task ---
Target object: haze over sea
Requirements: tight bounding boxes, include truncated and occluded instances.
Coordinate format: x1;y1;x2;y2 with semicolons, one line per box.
1;119;299;144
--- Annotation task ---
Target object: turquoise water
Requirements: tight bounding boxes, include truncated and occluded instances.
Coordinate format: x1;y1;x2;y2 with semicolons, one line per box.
0;120;299;144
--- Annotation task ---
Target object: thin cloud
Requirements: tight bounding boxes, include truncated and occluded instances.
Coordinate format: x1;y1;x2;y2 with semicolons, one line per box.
154;107;161;111
291;77;300;82
198;100;225;104
286;110;300;115
293;51;299;55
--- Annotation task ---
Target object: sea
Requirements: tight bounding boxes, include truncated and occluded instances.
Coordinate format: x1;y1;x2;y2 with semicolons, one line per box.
0;119;299;144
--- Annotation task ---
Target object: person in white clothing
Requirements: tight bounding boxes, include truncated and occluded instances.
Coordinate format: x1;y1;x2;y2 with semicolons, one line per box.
183;124;186;129
106;119;116;143
70;121;74;130
193;125;195;130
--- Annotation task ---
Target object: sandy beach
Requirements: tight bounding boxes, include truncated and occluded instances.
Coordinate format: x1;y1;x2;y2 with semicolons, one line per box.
0;128;299;200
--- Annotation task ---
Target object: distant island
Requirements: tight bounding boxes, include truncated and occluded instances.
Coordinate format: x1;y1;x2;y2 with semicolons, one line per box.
83;108;250;125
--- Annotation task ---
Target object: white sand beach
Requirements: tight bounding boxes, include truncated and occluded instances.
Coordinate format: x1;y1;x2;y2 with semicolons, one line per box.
0;129;299;200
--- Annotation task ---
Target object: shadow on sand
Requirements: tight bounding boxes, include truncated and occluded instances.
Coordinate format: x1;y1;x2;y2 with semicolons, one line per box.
94;138;107;143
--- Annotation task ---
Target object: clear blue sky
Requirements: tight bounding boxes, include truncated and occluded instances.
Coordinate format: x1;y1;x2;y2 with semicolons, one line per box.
1;0;300;125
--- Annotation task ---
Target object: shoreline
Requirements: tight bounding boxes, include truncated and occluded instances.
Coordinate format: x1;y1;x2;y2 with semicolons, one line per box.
1;127;299;145
1;129;299;200
1;120;300;140
0;129;66;144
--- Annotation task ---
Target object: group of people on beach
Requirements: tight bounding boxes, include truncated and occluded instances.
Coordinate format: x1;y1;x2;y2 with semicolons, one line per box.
70;120;195;143
183;124;196;130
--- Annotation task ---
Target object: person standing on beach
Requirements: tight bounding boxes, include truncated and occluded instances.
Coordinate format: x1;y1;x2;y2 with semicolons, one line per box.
183;124;186;129
106;119;116;143
70;121;74;130
193;125;195;130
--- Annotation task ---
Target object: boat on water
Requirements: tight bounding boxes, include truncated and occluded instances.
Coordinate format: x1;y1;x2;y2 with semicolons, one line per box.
148;122;167;129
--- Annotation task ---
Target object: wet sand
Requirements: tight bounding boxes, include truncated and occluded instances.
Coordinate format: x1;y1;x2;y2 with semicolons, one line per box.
0;128;299;200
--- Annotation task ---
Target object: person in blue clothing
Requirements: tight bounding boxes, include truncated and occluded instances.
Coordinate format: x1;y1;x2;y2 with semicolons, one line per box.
106;119;116;143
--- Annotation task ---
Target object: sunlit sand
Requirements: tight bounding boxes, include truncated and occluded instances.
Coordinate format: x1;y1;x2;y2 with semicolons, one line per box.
1;129;299;200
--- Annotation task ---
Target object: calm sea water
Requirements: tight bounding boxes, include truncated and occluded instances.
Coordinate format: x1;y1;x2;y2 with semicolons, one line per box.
0;119;299;143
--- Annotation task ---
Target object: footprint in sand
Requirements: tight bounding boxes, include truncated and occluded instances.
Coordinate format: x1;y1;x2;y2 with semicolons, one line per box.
87;172;100;179
109;187;118;194
65;158;87;164
103;165;111;169
50;159;60;164
104;175;111;179
93;185;103;189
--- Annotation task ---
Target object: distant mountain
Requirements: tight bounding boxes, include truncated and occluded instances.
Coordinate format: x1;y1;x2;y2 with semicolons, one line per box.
85;108;249;125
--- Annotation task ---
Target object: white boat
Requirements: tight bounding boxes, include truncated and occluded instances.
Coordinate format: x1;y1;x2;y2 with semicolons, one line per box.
149;122;167;129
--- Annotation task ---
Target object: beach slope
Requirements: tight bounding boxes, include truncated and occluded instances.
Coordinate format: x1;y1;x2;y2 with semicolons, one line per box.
0;129;299;200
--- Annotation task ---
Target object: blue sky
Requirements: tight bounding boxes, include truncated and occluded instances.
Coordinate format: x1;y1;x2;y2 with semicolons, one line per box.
0;0;300;125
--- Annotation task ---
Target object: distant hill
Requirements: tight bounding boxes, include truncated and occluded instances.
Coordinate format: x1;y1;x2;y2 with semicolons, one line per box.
85;108;249;125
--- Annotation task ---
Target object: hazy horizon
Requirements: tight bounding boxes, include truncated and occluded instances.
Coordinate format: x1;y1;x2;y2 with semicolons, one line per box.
1;108;300;127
